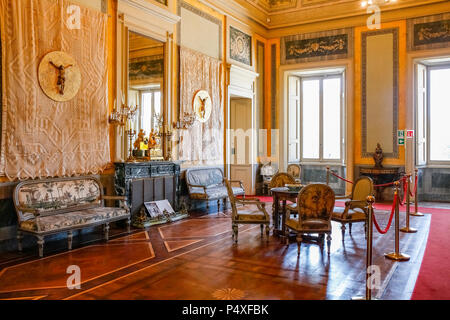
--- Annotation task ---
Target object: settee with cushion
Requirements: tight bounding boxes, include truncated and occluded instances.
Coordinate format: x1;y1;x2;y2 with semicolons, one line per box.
186;168;245;212
13;176;131;257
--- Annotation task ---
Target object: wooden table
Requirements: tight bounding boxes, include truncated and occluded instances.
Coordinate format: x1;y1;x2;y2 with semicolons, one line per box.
271;187;301;238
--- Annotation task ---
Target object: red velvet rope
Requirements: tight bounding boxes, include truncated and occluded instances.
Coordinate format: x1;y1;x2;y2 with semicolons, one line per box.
329;171;354;184
372;193;397;234
411;174;418;197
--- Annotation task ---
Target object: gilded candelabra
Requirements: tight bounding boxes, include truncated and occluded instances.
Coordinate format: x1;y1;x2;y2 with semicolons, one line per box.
109;97;139;162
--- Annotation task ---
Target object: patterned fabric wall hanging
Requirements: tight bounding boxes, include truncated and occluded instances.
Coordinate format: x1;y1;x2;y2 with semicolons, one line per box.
0;0;109;180
281;28;353;65
407;13;450;51
178;46;223;165
230;26;252;66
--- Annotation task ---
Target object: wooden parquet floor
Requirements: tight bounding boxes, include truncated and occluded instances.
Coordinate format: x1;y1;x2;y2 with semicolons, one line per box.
0;206;431;300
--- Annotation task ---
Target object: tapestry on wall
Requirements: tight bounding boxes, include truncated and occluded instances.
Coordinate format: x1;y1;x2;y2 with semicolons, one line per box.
281;28;353;65
230;26;252;66
407;13;450;51
178;46;223;165
0;0;109;180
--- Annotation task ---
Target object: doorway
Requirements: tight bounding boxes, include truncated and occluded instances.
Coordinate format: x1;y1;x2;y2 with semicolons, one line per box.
230;97;254;194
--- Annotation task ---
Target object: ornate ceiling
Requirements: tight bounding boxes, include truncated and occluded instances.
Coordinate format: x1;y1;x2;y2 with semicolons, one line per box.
205;0;448;34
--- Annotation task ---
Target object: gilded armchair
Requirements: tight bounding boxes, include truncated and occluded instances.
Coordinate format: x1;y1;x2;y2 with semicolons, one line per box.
225;179;270;244
284;184;335;256
287;164;301;183
332;176;374;239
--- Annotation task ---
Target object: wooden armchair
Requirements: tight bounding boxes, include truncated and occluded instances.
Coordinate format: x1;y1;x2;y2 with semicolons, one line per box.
225;179;270;244
284;184;335;256
287;164;301;183
332;176;374;239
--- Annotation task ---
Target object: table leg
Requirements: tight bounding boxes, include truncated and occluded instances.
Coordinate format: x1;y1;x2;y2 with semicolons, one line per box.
273;194;280;236
281;200;287;242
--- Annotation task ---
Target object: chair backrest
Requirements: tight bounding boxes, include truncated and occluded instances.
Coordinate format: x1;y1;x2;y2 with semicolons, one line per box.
268;172;296;189
287;164;301;179
261;162;276;177
224;179;238;219
296;184;335;222
186;168;224;191
14;176;103;222
351;176;374;202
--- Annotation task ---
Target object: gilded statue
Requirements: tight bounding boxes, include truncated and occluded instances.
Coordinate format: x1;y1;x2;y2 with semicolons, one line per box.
373;143;384;168
134;129;147;150
49;61;73;95
148;129;158;150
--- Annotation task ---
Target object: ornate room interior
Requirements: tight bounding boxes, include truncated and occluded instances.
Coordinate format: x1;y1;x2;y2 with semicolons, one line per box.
0;0;449;302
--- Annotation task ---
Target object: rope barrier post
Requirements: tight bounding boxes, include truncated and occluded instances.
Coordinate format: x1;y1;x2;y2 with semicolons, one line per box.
410;168;424;217
401;174;417;233
352;195;376;301
385;181;410;262
326;167;330;186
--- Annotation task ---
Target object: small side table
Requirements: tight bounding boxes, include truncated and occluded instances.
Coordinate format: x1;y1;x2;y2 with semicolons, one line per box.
271;187;301;239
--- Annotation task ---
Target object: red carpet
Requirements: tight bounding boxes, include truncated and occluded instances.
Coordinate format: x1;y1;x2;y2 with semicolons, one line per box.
411;211;450;300
251;195;450;299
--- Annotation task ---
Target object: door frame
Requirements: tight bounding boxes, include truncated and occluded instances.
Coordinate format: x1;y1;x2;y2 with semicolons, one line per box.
226;64;259;195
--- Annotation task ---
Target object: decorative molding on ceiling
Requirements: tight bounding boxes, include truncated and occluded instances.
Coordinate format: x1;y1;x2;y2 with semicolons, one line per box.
201;0;449;36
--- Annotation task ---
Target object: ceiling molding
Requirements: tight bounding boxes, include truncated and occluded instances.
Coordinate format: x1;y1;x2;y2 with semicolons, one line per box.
200;0;450;39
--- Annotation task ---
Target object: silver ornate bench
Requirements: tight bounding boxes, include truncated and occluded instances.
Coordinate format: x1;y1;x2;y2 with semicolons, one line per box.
186;168;245;212
13;176;131;257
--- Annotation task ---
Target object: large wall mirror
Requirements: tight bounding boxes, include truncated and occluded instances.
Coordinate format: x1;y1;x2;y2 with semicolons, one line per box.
127;31;165;160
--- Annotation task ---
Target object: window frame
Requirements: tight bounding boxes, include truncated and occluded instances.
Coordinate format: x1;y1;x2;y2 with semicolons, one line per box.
416;62;450;166
138;88;162;134
297;72;345;164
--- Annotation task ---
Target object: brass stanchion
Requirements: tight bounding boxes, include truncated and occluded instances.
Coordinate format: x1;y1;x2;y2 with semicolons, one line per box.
401;174;417;233
410;168;425;217
326;167;330;186
352;196;376;300
385;181;410;261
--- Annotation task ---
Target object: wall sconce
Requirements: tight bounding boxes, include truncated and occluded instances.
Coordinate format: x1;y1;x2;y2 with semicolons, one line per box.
173;112;196;130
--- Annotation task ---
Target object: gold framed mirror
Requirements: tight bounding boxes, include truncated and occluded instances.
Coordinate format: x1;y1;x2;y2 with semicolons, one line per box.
127;31;165;161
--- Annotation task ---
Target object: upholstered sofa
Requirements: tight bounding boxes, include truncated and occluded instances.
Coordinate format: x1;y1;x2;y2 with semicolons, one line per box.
13;176;131;257
186;168;245;212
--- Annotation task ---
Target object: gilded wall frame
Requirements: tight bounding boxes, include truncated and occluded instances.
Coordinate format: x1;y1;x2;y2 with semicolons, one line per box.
361;28;399;159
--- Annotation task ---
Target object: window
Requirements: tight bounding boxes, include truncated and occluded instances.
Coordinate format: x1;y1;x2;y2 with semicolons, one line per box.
288;71;344;163
416;61;450;165
138;89;162;135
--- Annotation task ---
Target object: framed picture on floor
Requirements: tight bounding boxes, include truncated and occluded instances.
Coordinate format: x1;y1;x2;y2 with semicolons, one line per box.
144;200;175;218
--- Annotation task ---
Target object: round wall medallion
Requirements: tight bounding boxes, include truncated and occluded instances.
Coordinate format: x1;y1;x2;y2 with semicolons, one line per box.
38;51;81;102
193;90;212;123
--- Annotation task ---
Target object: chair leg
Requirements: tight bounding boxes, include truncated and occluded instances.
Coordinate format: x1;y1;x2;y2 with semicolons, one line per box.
349;223;353;234
260;224;263;237
17;230;23;252
206;201;210;211
265;224;270;242
223;198;227;211
37;236;45;258
296;234;302;256
127;217;131;233
68;230;73;251
232;224;238;243
341;223;346;239
104;223;110;241
217;199;221;212
327;234;332;255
